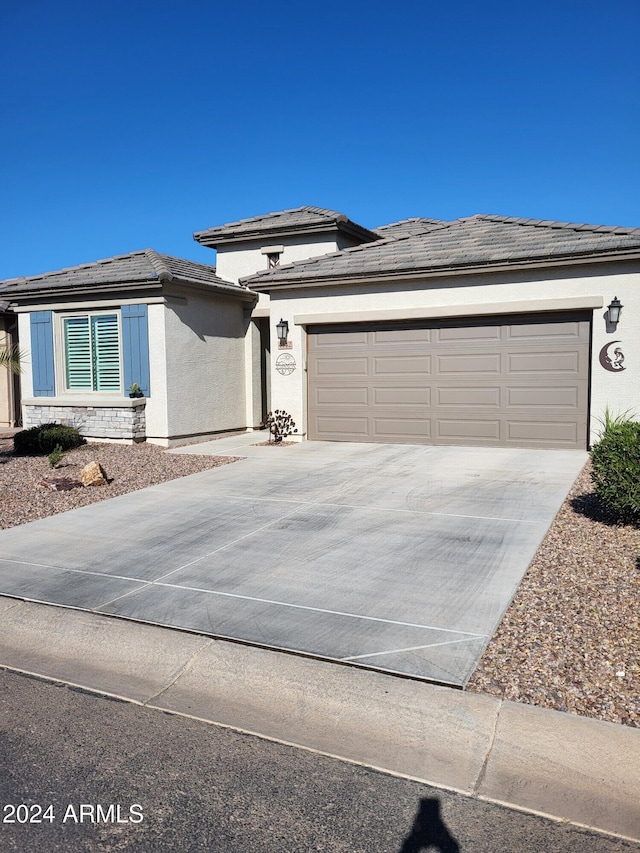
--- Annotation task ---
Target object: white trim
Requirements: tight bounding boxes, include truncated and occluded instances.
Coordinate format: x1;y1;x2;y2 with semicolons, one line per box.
294;295;604;326
260;245;285;255
250;306;270;318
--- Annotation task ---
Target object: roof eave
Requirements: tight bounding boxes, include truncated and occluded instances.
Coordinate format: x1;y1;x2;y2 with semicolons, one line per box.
193;219;378;249
247;248;640;292
3;276;257;305
4;279;165;303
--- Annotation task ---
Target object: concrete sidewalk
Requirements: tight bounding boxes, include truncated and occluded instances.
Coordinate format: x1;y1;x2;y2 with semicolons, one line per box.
1;596;638;844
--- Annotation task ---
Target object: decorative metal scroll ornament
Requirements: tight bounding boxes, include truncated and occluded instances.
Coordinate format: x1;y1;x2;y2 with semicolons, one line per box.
275;353;296;375
598;341;625;372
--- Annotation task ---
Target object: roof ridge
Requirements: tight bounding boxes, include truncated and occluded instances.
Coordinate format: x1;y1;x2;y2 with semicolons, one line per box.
143;249;173;281
471;213;640;235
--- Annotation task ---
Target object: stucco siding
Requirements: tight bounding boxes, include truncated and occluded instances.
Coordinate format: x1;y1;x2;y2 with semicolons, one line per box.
163;292;247;440
215;235;342;284
267;262;640;446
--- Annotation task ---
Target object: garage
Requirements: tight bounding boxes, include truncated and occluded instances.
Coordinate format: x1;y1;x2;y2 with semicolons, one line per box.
307;312;590;449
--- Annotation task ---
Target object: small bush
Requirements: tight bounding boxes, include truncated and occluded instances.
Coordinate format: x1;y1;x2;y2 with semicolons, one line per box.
590;418;640;525
14;423;86;456
48;444;65;468
263;410;298;443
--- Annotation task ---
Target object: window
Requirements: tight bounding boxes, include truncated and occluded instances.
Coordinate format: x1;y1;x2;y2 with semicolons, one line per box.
266;252;281;269
62;312;121;392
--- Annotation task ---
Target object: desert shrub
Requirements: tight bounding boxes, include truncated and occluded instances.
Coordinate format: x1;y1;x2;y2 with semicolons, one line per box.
263;410;298;443
590;417;640;525
14;423;86;456
48;444;65;468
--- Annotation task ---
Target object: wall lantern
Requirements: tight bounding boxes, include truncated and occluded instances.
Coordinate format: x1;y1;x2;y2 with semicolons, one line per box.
276;318;289;347
607;296;623;327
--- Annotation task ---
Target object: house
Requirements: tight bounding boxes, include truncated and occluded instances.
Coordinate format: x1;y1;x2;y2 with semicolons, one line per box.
0;251;255;444
244;212;640;450
1;207;638;449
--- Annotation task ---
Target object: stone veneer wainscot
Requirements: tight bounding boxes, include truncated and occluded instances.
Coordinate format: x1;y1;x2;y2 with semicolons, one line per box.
22;397;146;442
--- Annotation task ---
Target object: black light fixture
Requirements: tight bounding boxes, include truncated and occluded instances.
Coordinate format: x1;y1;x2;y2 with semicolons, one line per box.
276;318;289;346
608;297;623;327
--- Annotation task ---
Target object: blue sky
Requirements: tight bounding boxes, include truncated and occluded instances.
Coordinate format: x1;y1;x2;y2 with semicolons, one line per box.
1;0;638;280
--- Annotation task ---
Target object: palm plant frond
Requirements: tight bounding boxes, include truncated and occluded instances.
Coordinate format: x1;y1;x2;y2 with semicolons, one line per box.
0;344;23;375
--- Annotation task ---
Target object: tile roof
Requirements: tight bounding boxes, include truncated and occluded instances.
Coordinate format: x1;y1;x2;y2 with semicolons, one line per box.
0;250;253;300
373;217;446;238
193;205;379;246
245;214;640;288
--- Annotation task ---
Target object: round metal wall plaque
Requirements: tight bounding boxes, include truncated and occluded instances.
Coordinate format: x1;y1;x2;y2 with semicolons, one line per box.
275;353;296;375
598;341;625;372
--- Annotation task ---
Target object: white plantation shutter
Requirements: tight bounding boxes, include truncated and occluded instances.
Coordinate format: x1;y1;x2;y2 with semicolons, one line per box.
91;314;120;391
63;313;121;392
64;317;92;390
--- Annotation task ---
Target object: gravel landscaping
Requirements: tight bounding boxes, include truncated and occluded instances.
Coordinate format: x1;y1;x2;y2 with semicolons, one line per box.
1;434;638;729
0;437;239;529
467;461;640;729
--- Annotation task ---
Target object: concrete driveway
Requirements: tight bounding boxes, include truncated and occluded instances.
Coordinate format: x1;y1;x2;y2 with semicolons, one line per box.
0;434;586;686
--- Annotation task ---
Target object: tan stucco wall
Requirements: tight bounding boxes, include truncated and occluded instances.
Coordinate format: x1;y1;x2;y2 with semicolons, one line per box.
162;291;248;442
266;262;640;445
215;234;346;284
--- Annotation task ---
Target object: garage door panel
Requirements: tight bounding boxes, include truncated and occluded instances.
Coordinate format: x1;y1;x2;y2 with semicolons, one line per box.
308;313;590;449
437;325;501;342
506;386;580;408
374;386;431;405
437;353;502;375
436;386;502;407
315;416;370;438
506;420;580;445
507;320;586;340
373;328;432;344
436;418;501;441
372;418;431;440
314;386;369;406
314;357;369;377
508;351;581;374
314;331;369;347
373;355;431;376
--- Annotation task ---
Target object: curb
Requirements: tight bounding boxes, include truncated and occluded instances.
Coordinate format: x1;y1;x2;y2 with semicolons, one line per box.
1;596;639;843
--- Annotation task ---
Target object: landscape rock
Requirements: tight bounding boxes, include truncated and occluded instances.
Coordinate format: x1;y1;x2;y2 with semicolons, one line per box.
80;461;107;487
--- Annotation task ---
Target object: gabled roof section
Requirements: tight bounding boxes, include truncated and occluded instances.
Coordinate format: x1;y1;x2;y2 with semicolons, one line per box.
373;217;446;238
245;214;640;290
0;250;255;302
193;205;380;248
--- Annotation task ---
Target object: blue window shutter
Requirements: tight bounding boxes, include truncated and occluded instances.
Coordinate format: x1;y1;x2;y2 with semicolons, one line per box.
121;304;150;396
30;311;55;397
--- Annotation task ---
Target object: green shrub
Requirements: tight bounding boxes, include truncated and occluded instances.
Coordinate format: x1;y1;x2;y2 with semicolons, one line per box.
590;417;640;525
14;423;86;456
48;444;65;468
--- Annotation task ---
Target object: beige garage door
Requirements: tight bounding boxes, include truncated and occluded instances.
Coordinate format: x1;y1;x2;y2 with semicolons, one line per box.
307;312;590;449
